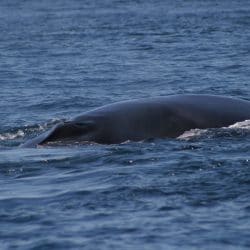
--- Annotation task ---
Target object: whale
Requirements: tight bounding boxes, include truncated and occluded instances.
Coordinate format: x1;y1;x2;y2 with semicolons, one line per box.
22;94;250;147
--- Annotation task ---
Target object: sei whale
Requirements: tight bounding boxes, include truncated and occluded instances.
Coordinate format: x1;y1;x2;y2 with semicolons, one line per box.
22;94;250;147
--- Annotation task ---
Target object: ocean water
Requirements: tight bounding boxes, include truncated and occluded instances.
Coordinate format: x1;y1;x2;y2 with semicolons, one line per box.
1;0;250;249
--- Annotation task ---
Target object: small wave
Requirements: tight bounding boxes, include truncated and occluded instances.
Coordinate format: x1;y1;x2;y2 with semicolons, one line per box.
0;130;25;141
228;119;250;129
178;129;208;140
0;118;64;142
0;125;44;142
178;120;250;140
24;118;64;133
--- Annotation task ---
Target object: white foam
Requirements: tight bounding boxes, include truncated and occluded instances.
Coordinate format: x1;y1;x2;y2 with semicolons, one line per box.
0;130;25;141
0;119;65;142
178;119;250;140
228;119;250;129
178;128;207;140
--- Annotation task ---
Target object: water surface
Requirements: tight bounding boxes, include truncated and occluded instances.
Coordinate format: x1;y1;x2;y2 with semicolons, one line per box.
1;0;250;249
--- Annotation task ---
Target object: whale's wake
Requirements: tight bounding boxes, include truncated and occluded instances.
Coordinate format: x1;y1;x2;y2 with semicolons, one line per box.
178;119;250;140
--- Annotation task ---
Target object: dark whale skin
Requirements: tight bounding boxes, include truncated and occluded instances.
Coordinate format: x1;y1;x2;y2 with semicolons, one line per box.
22;94;250;147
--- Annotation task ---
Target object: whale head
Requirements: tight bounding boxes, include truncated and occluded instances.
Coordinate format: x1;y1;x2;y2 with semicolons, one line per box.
21;120;97;147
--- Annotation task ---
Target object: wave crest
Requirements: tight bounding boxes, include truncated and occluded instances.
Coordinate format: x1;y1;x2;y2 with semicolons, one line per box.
178;119;250;140
0;130;25;141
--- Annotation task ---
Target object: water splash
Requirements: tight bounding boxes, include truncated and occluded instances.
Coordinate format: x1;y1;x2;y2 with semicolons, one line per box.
0;118;64;142
228;119;250;129
178;120;250;140
0;130;25;140
178;129;208;140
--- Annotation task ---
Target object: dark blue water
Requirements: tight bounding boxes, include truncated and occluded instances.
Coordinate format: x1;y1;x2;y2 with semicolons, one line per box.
1;0;250;249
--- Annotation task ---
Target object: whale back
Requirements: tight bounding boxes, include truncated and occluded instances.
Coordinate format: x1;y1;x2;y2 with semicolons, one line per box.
21;95;250;147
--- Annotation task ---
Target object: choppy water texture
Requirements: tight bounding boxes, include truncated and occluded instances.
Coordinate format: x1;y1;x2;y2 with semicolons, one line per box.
1;0;250;249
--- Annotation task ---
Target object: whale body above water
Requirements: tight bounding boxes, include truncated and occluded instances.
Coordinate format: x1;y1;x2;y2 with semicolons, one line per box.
22;94;250;147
